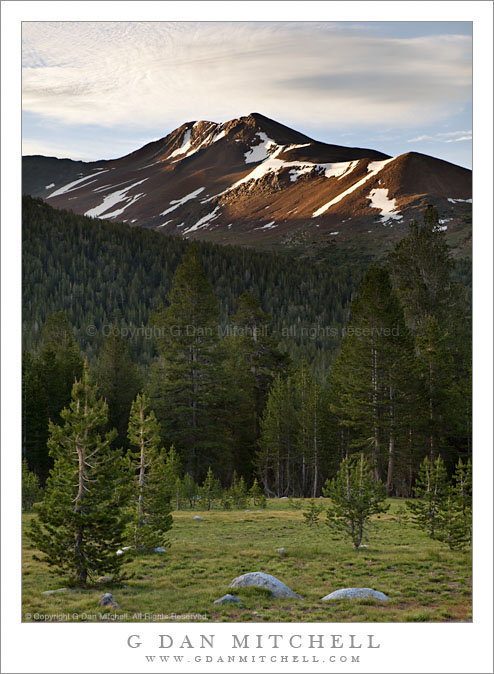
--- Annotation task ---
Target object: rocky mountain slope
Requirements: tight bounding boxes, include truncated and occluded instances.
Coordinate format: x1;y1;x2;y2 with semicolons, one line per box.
23;112;472;253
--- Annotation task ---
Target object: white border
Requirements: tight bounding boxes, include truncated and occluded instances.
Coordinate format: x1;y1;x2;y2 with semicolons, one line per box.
2;3;492;673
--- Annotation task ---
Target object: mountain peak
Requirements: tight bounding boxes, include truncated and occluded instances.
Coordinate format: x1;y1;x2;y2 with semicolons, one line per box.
22;112;471;256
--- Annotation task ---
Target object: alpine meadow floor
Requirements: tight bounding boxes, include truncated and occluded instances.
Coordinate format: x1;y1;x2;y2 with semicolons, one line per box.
22;499;472;623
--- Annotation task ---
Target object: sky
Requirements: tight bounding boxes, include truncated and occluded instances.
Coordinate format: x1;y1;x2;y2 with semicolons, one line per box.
22;21;472;168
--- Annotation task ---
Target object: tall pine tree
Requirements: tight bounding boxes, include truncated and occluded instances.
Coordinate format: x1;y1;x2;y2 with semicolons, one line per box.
22;313;83;483
28;363;130;584
329;265;417;490
127;393;173;551
96;333;142;449
150;245;227;481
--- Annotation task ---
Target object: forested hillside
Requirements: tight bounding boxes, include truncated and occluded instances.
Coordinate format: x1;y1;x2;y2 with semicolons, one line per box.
22;196;471;498
22;196;368;371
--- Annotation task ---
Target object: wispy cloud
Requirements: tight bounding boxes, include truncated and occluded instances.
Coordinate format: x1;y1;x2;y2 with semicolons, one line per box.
408;135;434;143
22;22;472;133
445;134;472;143
408;130;472;143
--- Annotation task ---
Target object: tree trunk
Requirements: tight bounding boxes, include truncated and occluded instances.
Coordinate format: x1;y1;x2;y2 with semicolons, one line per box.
429;358;435;461
312;403;318;498
386;385;394;496
74;529;87;584
135;405;146;548
372;348;381;482
73;386;89;583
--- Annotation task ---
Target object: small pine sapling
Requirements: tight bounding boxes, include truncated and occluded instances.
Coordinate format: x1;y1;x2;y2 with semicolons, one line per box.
22;459;43;511
302;498;324;527
249;478;267;508
407;455;448;538
182;473;198;509
436;458;472;549
323;453;389;550
200;467;221;511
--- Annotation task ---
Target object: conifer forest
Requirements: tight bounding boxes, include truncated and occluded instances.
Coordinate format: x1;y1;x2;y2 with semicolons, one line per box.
23;196;471;502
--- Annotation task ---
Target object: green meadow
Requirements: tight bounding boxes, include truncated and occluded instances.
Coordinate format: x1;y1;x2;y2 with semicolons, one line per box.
22;499;471;623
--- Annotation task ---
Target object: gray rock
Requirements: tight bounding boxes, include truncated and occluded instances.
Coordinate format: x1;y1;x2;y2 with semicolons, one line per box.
98;592;121;609
96;576;113;584
321;588;389;602
213;594;242;605
193;515;204;520
154;546;166;552
275;547;286;553
42;588;67;595
229;572;301;599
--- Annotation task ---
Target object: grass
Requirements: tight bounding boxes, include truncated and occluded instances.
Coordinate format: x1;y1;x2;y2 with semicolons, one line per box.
22;498;472;623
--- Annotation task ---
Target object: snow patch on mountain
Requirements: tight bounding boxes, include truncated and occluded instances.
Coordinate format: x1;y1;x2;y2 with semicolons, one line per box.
45;183;55;189
448;197;472;204
168;129;193;158
254;221;277;230
228;146;361;194
47;171;109;198
183;207;221;235
312;157;395;217
367;188;402;223
212;128;226;142
244;132;277;163
338;160;360;180
99;193;146;220
84;179;148;218
284;143;311;151
160;187;205;216
170;123;228;162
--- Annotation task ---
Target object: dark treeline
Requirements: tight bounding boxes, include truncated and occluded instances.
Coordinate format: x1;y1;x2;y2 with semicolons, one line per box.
22;198;471;496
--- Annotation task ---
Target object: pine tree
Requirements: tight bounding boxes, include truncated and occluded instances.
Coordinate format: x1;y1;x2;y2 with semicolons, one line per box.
407;455;448;538
22;458;43;511
40;312;84;427
329;265;417;488
451;457;472;545
249;478;267;508
28;363;130;584
388;206;454;331
231;293;291;426
96;333;142;448
293;364;332;496
22;352;49;481
257;374;297;496
302;498;324;527
323;454;389;550
226;471;249;509
415;316;460;466
127;393;173;551
22;313;83;484
150;245;228;481
162;447;183;510
181;473;199;509
435;458;472;549
200;467;221;511
388;207;471;473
